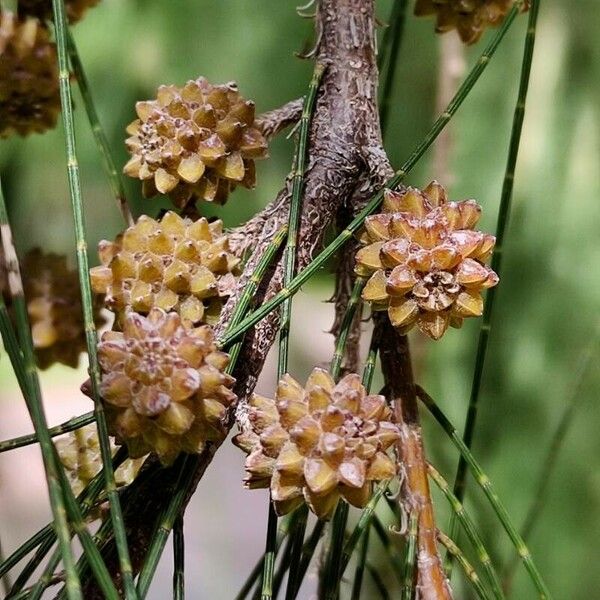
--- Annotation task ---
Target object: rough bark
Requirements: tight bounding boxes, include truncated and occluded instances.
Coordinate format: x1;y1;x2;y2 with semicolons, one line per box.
80;1;392;596
377;316;453;600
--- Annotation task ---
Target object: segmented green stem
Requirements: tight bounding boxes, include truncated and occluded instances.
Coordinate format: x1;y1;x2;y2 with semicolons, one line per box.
350;522;370;600
13;449;128;598
322;500;350;600
292;520;327;594
329;278;366;378
450;0;541;545
0;540;11;597
401;511;418;600
340;484;387;576
66;30;133;226
378;0;409;134
417;387;552;599
428;463;504;599
437;530;491;600
0;526;53;580
283;506;309;600
51;1;136;596
0;188;81;600
0;412;95;454
218;5;521;350
173;516;185;600
259;64;324;600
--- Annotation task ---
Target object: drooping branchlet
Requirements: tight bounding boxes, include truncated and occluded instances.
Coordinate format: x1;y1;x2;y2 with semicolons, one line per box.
123;77;269;208
92;308;236;465
90;211;240;329
235;368;400;519
356;181;498;340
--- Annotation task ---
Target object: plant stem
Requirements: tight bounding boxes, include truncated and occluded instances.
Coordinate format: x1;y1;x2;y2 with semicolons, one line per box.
218;4;522;351
367;563;391;600
51;1;136;595
283;506;308;600
428;463;504;599
350;522;370;600
401;511;418;600
449;0;541;551
417;386;552;599
322;500;349;600
0;186;81;600
0;412;95;454
173;516;185;600
66;30;133;226
437;530;492;600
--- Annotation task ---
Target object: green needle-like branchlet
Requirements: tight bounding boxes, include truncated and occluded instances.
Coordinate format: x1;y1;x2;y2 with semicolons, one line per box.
428;463;504;599
449;1;542;560
0;185;81;600
66;30;133;226
417;386;552;599
261;63;324;600
0;412;95;454
350;521;370;600
437;530;491;600
218;5;522;351
401;511;418;600
173;516;185;600
50;0;136;595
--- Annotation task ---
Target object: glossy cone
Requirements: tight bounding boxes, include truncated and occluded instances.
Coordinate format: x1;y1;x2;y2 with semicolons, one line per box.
356;181;498;340
0;12;60;137
90;211;240;328
415;0;529;44
91;308;237;465
123;77;269;208
235;368;400;519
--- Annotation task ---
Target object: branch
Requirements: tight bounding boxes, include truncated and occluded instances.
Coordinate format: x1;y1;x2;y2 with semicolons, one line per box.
255;98;303;139
377;315;453;600
80;1;389;595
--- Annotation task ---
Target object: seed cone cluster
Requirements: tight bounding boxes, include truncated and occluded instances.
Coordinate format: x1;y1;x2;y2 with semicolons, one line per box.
17;0;100;24
94;308;236;465
90;211;240;328
414;0;528;44
235;368;400;519
0;12;60;137
123;77;268;208
22;249;104;368
355;181;498;340
56;424;144;498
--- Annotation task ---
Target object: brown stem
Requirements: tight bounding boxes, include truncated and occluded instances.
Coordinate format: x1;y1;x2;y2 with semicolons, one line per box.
255;98;303;139
377;316;453;600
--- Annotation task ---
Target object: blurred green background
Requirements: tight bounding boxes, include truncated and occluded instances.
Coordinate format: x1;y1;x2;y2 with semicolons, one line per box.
0;0;599;598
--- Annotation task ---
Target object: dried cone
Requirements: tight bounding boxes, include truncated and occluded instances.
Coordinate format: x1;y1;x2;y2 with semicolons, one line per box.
17;0;100;24
93;308;237;465
90;211;240;328
0;12;60;137
55;424;145;498
22;249;104;368
235;368;400;519
414;0;529;45
356;181;499;340
123;77;268;208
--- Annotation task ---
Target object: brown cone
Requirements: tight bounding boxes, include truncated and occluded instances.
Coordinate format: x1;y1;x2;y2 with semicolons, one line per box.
0;12;60;137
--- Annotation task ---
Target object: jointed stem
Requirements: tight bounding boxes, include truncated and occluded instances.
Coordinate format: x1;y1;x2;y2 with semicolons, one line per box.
450;0;542;551
417;386;552;599
51;1;136;596
66;30;133;226
0;412;96;454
